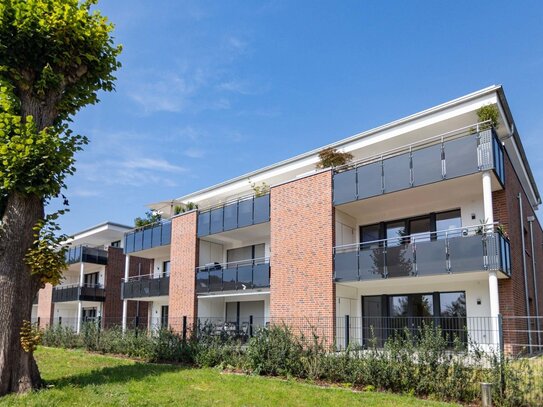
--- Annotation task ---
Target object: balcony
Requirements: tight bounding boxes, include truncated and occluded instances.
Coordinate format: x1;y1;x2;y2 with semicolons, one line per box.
124;220;172;254
121;274;170;299
52;284;106;303
196;258;270;294
197;194;270;237
334;225;511;282
65;245;108;265
333;127;505;206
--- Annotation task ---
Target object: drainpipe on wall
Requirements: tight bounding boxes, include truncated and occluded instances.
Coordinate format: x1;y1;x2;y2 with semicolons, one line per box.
518;193;533;353
527;216;541;349
121;254;130;333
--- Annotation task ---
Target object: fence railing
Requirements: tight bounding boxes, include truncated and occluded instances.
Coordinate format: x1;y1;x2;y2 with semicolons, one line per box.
197;194;270;237
121;274;170;299
196;257;270;293
333;125;505;205
334;224;511;281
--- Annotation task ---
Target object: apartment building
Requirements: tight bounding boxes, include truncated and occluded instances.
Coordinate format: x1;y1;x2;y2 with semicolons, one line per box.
120;85;541;350
36;222;150;332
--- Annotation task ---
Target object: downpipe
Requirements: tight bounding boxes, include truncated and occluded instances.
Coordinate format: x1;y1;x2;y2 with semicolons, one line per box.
527;216;542;349
518;193;533;353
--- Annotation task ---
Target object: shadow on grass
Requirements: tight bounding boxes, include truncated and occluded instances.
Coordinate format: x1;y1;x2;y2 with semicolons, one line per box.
49;361;188;389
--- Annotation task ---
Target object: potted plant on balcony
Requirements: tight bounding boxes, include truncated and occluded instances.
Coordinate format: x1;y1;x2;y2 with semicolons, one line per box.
316;147;353;169
477;105;500;131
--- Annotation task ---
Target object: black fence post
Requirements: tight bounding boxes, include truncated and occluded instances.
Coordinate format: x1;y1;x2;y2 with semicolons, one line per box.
37;317;40;327
135;316;139;337
498;313;505;397
182;316;187;342
98;316;102;332
345;315;350;349
59;316;62;326
249;315;253;337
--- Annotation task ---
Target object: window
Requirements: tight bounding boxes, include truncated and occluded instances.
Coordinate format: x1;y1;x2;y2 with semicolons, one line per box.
386;221;406;247
409;217;431;242
360;224;381;248
162;261;171;277
227;244;265;266
160;306;169;329
436;210;462;239
83;272;99;287
110;240;121;248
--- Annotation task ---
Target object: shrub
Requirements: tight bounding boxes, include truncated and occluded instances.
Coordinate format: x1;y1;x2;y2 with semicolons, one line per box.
41;325;80;348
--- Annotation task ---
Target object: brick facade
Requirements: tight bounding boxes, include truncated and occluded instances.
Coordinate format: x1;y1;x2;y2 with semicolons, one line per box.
37;283;54;328
270;171;335;338
169;211;199;330
103;247;151;327
493;152;543;351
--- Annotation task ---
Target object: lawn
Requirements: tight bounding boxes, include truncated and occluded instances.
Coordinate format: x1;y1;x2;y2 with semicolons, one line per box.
0;347;459;407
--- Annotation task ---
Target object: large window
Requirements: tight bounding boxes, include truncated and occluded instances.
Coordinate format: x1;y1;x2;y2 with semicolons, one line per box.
226;244;265;265
362;291;467;347
162;261;171;277
360;209;461;246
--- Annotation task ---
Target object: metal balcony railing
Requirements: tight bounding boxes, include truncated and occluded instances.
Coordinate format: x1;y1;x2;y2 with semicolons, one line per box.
124;220;172;254
52;283;106;303
333;224;511;282
196;257;270;293
121;273;170;299
333;124;505;205
65;245;108;265
197;194;270;237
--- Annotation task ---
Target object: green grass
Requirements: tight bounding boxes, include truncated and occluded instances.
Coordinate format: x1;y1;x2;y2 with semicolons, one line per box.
0;347;459;406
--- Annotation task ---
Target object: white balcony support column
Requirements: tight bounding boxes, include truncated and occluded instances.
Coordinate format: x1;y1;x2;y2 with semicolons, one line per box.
122;255;130;333
76;262;85;334
483;171;500;348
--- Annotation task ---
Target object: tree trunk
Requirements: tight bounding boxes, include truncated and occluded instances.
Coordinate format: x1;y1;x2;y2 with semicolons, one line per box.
0;192;44;395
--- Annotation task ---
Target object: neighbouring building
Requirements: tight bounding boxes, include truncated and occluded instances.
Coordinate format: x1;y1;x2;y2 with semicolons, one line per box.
35;222;150;332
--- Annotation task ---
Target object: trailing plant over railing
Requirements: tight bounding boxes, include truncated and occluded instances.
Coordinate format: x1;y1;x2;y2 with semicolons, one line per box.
250;181;270;198
134;210;162;227
174;202;198;215
316;147;353;169
477;104;500;131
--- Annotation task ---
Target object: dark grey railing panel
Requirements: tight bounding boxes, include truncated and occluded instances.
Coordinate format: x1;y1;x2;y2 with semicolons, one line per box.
334;251;359;281
333;168;357;205
209;270;223;292
253;263;270;288
357;162;382;199
383;152;411;193
210;207;224;234
358;247;385;280
253;194;270;224
53;285;105;302
222;268;237;291
414;239;447;275
161;222;172;246
412;143;442;187
385;244;414;278
223;202;238;231
448;235;484;273
196;271;210;292
197;194;270;237
237;265;253;289
142;227;153;250
444;135;479;179
66;246;108;265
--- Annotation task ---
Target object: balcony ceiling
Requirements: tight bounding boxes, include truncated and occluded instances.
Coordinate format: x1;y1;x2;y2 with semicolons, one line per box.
200;222;270;245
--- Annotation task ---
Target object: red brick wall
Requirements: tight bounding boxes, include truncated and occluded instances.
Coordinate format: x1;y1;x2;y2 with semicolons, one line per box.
493;152;543;351
270;170;335;337
37;284;54;328
103;247;151;327
169;211;199;330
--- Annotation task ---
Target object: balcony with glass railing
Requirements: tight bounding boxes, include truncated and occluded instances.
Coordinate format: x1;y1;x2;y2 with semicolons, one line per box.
121;273;170;299
197;194;270;238
196;257;270;294
65;245;108;265
333;224;511;282
124;220;172;254
52;283;106;303
333;125;505;206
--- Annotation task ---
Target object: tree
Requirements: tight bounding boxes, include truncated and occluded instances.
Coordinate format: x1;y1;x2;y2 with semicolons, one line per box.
0;0;121;395
134;210;162;227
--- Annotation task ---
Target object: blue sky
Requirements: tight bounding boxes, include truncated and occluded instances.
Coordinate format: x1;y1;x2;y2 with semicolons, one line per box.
51;0;543;235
